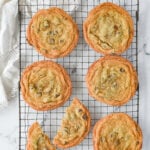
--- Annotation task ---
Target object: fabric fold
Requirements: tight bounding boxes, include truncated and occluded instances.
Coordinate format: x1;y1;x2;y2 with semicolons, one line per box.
0;0;19;110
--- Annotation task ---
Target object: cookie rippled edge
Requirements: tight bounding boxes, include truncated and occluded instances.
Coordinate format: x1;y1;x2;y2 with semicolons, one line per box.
27;7;79;58
83;2;134;55
86;55;138;106
53;97;91;148
20;60;72;111
93;113;142;150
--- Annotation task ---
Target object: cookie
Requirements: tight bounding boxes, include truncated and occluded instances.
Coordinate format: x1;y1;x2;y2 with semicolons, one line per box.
86;55;138;106
93;113;142;150
53;98;91;148
83;2;134;55
27;122;56;150
20;61;72;111
27;7;79;58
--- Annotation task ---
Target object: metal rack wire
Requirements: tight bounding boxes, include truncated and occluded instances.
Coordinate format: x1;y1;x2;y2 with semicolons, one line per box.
19;0;139;149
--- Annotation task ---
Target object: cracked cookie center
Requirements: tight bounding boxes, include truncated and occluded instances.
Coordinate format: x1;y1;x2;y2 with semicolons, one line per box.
93;64;130;101
97;118;141;150
34;14;72;52
55;106;88;145
88;11;129;51
28;68;62;103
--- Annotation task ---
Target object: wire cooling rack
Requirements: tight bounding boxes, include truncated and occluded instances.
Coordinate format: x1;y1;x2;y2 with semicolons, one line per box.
19;0;139;149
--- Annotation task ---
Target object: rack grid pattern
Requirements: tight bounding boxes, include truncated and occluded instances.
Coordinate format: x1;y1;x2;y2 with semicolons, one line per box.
19;0;139;149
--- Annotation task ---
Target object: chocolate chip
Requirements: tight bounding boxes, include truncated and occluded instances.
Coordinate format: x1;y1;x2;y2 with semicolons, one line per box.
55;93;60;98
63;141;68;145
120;68;125;72
115;139;121;145
43;20;49;27
36;92;42;97
100;137;105;143
136;141;140;145
63;127;69;134
108;75;112;78
49;38;55;44
114;25;118;31
29;84;35;90
110;132;118;138
36;29;40;33
82;114;88;120
54;30;58;35
64;17;67;20
41;49;47;53
49;31;53;35
60;39;64;43
39;74;44;77
44;49;48;53
95;86;100;90
78;109;83;112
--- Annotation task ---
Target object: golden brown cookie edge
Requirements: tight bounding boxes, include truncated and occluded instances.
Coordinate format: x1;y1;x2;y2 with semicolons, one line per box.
27;7;79;59
53;97;91;148
83;2;134;55
93;113;143;150
20;60;72;111
86;55;138;106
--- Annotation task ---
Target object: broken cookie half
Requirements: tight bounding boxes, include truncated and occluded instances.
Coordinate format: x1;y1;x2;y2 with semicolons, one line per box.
53;97;91;148
27;122;56;150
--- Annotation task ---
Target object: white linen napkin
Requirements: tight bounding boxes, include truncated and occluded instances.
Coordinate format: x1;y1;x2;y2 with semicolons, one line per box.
0;0;19;110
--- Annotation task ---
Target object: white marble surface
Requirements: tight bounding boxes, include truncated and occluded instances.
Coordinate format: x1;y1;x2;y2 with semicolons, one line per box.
139;0;150;149
0;98;19;149
0;0;150;149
